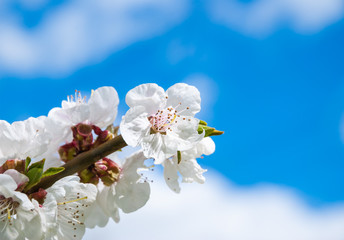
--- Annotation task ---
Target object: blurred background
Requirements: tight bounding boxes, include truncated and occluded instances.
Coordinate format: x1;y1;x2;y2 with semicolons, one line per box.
1;0;344;239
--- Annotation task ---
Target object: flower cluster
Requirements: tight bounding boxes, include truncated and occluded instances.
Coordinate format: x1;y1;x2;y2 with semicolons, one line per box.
0;83;222;239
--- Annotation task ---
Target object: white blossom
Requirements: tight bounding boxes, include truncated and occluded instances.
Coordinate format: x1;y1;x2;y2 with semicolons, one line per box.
0;170;43;240
43;86;119;168
44;176;97;240
86;151;150;227
163;137;216;193
120;83;204;164
49;86;119;131
0;117;52;165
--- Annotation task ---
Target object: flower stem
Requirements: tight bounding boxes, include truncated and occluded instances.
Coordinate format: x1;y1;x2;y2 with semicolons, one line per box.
26;134;127;194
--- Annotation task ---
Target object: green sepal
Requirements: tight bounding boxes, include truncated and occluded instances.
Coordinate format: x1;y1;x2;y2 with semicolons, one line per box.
198;125;214;136
208;129;224;136
177;151;182;164
199;120;208;126
42;167;65;178
24;159;45;191
25;157;31;172
198;120;224;137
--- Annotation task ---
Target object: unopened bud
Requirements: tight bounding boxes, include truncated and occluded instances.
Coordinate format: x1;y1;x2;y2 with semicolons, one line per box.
72;123;94;151
29;188;47;205
58;141;78;163
98;158;121;186
0;159;25;174
93;126;113;148
79;168;99;185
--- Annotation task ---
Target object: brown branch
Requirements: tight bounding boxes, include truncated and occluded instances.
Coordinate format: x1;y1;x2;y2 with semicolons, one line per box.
27;134;127;194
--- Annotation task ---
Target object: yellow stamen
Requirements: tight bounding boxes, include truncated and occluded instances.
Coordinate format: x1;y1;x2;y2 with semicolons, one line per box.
7;208;11;220
57;196;88;205
161;114;177;128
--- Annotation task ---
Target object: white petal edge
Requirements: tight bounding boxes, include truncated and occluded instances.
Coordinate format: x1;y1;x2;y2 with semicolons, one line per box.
125;83;166;115
166;83;201;116
89;86;119;128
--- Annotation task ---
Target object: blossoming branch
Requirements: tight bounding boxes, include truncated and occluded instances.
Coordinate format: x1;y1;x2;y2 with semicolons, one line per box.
0;83;223;239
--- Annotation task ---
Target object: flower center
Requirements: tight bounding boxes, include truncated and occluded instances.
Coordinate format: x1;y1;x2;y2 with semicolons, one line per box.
148;102;190;134
148;108;177;134
0;196;19;225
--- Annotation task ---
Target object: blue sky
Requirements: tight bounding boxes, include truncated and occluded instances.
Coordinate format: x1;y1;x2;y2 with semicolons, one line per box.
1;0;344;238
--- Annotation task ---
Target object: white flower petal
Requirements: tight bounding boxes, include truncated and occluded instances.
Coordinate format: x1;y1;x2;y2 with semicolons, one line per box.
178;158;207;184
84;198;109;228
141;134;171;164
98;186;120;223
166;83;201;116
126;83;166;115
48;104;90;128
88;86;119;128
0;120;17;164
0;224;20;240
0;117;51;164
166;117;204;152
12;191;35;211
3;170;29;188
116;182;150;213
115;151;150;213
20;200;44;240
196;137;216;156
120;106;151;147
163;158;181;193
0;173;17;192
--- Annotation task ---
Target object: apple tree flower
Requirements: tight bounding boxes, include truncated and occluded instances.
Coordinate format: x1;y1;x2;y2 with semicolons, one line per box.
43;176;97;240
0;170;43;240
120;83;204;164
43;87;119;168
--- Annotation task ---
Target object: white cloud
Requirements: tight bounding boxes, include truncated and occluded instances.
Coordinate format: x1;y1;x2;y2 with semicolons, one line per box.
207;0;344;37
84;171;344;240
0;0;190;77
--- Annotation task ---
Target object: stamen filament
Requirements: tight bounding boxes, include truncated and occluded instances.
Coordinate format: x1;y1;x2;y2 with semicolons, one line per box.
57;196;88;205
161;114;177;128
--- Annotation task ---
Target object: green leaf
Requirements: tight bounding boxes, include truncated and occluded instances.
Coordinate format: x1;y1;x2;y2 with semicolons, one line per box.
28;159;45;171
177;151;182;164
42;167;65;178
24;159;45;191
25;168;44;191
25;157;31;172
